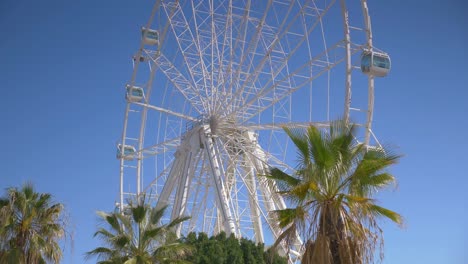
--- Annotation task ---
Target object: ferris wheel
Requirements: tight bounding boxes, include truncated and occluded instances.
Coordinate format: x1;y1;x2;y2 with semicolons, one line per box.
116;0;390;259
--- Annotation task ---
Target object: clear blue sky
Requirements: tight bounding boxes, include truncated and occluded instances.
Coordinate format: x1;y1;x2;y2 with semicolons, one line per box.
1;0;467;263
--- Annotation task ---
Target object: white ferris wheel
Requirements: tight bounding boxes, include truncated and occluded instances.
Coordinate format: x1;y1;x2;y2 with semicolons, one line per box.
116;0;390;259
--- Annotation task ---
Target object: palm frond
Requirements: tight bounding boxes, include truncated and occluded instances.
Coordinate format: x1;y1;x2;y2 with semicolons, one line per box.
142;227;163;242
274;207;306;228
86;247;114;258
131;205;147;224
166;216;191;229
283;126;311;168
97;212;122;234
344;195;373;204
93;227;115;239
267;168;300;186
150;205;167;224
307;125;330;170
287;181;320;202
368;204;403;225
113;234;131;248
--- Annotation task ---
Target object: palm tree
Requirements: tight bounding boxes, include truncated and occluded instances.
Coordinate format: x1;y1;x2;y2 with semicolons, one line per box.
268;120;403;264
87;200;193;264
0;183;67;264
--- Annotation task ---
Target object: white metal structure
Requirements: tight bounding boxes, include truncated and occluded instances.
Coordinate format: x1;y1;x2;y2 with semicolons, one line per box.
117;0;387;260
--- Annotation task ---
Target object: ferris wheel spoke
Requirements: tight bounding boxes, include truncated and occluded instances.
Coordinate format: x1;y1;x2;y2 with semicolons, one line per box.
154;54;207;113
239;121;332;131
139;136;181;157
212;0;233;112
132;102;197;122
163;1;211;108
222;0;250;107
230;0;306;111
189;0;222;113
233;0;338;120
224;0;272;110
240;40;355;123
232;0;338;112
240;121;366;133
190;0;217;109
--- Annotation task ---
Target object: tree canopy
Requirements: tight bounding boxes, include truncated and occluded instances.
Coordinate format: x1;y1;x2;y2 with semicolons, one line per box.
182;232;287;264
87;201;192;264
268;120;403;264
0;183;69;264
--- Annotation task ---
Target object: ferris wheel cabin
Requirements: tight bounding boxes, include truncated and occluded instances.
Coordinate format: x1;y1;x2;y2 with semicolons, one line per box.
126;85;144;102
117;144;136;160
361;51;391;77
141;27;159;45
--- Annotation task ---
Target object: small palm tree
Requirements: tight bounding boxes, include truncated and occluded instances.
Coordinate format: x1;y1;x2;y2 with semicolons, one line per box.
0;183;68;264
87;199;193;264
268;120;403;264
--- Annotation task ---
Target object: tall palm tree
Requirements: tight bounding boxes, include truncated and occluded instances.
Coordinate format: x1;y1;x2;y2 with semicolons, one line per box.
87;200;193;264
0;183;67;264
268;120;403;264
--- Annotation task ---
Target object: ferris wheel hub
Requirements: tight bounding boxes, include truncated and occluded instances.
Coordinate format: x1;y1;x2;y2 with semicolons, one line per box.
209;115;220;135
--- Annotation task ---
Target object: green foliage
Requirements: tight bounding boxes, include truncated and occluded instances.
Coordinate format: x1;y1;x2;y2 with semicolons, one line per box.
0;183;69;264
87;199;193;264
182;232;287;264
268;120;403;264
240;238;263;264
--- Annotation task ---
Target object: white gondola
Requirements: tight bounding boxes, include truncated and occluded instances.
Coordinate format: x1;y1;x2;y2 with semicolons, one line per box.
361;50;391;77
117;144;136;160
141;27;159;45
126;85;144;102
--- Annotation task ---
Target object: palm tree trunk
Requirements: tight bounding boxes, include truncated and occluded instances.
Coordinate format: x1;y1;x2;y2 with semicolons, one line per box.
322;206;344;264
